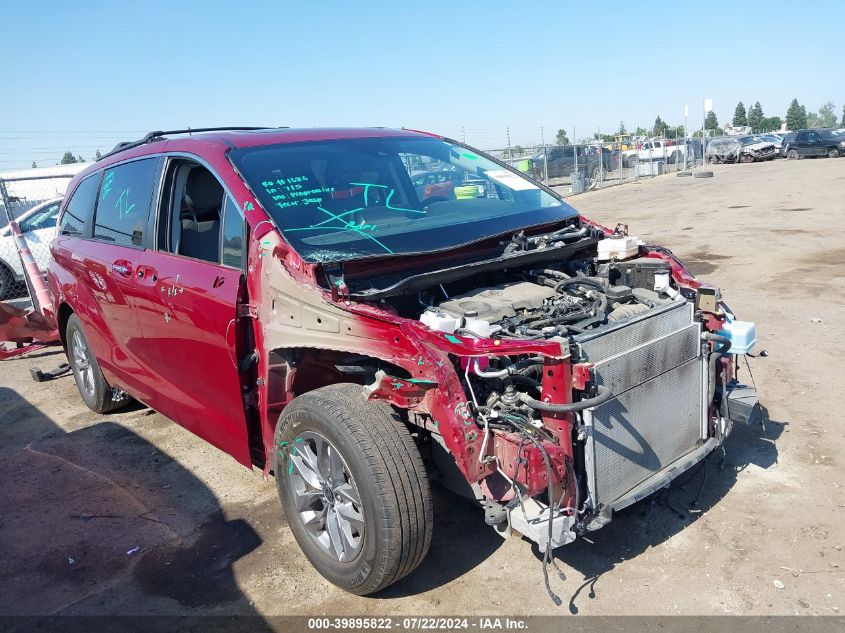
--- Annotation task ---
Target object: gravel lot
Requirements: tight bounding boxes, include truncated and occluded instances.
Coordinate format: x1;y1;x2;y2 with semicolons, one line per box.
1;157;843;618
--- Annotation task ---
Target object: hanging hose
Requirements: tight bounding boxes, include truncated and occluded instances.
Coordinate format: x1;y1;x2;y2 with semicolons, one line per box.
519;385;613;413
702;332;731;403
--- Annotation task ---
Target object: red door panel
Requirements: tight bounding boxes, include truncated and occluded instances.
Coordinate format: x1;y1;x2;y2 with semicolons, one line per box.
132;251;250;466
73;241;160;401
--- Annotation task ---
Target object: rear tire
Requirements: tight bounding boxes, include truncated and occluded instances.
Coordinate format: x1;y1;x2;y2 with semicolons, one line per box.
65;314;125;414
273;383;433;595
0;262;17;300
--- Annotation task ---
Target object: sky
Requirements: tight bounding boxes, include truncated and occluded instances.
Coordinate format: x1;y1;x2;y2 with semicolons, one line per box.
1;0;842;170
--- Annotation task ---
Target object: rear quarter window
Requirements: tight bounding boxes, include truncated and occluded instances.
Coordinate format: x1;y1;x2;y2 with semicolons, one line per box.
59;175;101;236
94;159;158;247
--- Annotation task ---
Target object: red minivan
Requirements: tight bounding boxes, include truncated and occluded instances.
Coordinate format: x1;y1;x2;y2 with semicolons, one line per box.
50;127;754;598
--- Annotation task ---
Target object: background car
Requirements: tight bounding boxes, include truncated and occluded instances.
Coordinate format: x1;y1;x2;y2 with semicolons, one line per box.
782;128;845;159
621;138;688;167
0;197;62;299
706;136;777;164
410;168;488;200
530;144;615;186
759;133;784;154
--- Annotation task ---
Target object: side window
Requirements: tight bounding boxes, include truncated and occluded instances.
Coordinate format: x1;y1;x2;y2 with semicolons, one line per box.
221;197;244;269
20;202;60;232
808;132;820;142
94;159;158;247
160;161;224;264
59;175;100;237
796;132;808;142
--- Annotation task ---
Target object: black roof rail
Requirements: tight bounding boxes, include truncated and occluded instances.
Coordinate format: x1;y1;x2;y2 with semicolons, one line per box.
98;126;280;161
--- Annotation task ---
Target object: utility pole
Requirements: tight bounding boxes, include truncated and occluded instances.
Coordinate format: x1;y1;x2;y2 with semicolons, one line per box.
506;127;511;163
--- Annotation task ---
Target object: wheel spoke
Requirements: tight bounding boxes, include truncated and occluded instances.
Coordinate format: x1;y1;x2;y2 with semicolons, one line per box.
297;442;322;478
290;449;323;489
334;482;361;506
317;438;332;482
335;501;364;549
293;486;323;511
300;506;326;528
325;508;346;560
329;446;346;483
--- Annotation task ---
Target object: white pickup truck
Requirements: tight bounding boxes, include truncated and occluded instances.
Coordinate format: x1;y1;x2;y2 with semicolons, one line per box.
622;139;687;167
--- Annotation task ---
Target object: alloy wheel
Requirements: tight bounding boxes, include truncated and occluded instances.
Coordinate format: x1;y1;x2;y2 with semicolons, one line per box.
71;330;95;397
288;431;365;562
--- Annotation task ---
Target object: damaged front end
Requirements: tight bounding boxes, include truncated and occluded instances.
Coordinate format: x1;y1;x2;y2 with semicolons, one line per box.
324;227;760;557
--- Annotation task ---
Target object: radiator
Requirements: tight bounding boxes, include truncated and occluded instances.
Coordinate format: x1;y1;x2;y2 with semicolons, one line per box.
577;301;706;511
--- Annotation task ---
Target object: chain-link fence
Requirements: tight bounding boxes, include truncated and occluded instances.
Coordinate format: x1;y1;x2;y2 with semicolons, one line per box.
484;137;707;197
0;174;73;308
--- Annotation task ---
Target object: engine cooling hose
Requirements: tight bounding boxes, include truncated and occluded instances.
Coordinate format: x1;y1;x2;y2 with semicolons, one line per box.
553;278;607;294
702;332;731;403
472;356;544;379
702;332;731;353
518;385;612;413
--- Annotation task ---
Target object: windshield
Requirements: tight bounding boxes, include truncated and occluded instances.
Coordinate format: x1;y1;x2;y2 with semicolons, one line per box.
230;137;575;263
740;136;766;146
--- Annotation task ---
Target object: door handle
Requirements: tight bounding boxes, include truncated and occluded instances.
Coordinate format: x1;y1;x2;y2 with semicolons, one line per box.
112;260;132;277
136;265;158;284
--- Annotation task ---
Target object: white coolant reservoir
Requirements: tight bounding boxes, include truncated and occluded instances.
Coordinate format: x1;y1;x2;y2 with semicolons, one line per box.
462;314;500;338
597;234;641;261
419;307;459;334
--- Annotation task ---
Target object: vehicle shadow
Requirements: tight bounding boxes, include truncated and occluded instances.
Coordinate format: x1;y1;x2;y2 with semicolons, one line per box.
376;407;782;602
551;406;784;614
0;386;273;627
373;484;505;598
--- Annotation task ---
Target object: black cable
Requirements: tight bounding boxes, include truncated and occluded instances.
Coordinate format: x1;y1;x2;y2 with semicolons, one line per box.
690;458;709;508
522;433;566;605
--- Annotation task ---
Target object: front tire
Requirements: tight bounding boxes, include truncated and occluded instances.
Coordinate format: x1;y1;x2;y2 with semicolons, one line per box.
273;383;433;595
65;314;124;413
828;148;840;158
787;148;799;160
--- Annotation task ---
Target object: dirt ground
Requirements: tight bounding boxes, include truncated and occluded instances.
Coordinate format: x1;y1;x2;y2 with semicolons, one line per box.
1;158;843;618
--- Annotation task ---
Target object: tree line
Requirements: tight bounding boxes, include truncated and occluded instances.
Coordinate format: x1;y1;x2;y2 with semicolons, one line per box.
551;98;844;147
